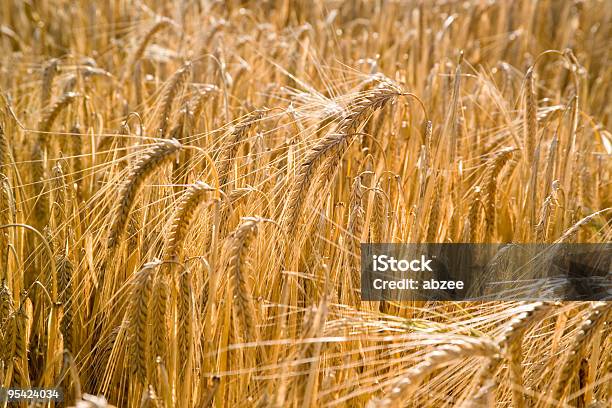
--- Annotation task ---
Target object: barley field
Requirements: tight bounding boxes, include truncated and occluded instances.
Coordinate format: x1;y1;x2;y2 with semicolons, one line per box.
0;0;611;407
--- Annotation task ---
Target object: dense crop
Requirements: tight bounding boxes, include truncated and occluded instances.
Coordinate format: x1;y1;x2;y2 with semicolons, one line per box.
0;1;610;407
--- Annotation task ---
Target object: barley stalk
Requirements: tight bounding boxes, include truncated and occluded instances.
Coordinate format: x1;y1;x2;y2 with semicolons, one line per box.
467;186;482;242
51;162;68;246
425;177;441;242
32;143;50;228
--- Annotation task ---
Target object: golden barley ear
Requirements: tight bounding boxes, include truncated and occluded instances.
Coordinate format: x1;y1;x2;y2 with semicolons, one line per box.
158;61;192;137
107;139;182;251
0;280;14;361
13;298;30;387
283;81;401;244
552;302;611;403
126;261;158;384
535;181;560;242
483;147;516;242
370;337;500;408
57;255;74;353
217;109;266;190
51;161;68;240
127;18;175;79
164;181;214;261
498;302;555;408
32;92;79;229
226;217;263;344
168;87;218;176
0;173;10;273
176;265;194;379
524;68;537;164
0;123;8;170
346;176;364;299
38;91;79;134
31;143;50;228
69;123;83;194
41;58;60;108
370;183;387;243
555;208;611;243
150;271;169;365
